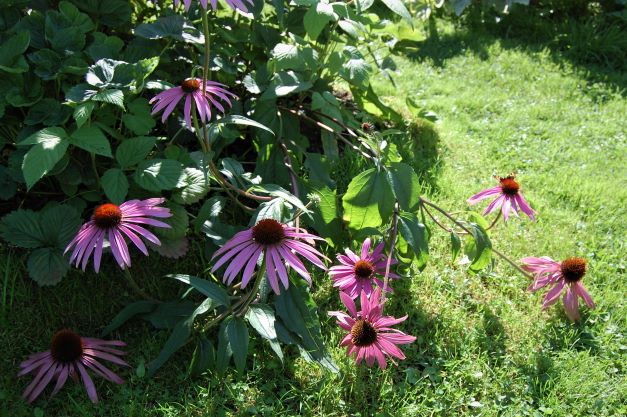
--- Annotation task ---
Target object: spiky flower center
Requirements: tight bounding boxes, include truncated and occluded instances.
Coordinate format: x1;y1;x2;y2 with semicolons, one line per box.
93;203;122;229
181;78;201;93
499;176;520;196
50;329;83;363
354;260;374;280
561;257;587;283
252;219;285;246
351;319;378;347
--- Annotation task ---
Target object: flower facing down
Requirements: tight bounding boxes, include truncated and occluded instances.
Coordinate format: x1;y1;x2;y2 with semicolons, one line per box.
150;78;237;128
329;289;416;369
18;330;127;404
329;238;399;299
211;219;327;294
467;174;535;221
521;256;595;321
174;0;254;12
64;199;172;272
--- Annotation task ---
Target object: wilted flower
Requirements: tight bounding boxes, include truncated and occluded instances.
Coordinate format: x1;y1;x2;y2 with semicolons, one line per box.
64;198;172;272
467;174;535;221
329;289;416;369
521;256;595;320
149;78;237;128
174;0;254;13
18;330;127;404
329;238;398;299
211;219;327;294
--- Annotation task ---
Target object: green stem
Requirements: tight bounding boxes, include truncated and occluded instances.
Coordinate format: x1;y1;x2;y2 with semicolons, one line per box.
90;153;101;187
123;268;160;302
236;262;266;316
380;203;399;305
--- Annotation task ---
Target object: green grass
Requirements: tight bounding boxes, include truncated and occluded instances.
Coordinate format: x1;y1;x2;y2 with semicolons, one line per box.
2;20;626;417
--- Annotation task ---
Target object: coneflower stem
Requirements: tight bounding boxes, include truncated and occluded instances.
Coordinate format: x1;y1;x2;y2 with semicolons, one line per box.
235;263;267;316
123;268;160;303
380;203;399;306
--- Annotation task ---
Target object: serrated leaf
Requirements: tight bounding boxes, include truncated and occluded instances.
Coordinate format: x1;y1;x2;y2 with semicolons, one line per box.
73;102;95;128
0;31;30;73
134;159;183;192
387;162;421;212
342;168;394;230
116;136;157;168
134;15;204;44
0;209;45;248
27;248;69;286
92;89;124;109
69;125;112;157
251;184;310;214
122;98;156;135
101;168;128;204
304;3;336;40
172;168;208;204
169;274;229;307
380;0;414;27
21;135;69;190
398;212;429;269
39;204;81;248
154;203;187;240
260;71;313;100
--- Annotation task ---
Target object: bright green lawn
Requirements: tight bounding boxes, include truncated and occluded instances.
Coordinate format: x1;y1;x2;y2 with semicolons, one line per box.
2;20;626;417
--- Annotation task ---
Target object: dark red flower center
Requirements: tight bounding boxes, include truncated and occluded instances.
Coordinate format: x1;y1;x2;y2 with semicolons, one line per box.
354;260;374;280
561;257;587;283
50;329;83;363
351;319;378;347
499;176;520;196
252;219;285;246
181;78;201;93
93;203;122;229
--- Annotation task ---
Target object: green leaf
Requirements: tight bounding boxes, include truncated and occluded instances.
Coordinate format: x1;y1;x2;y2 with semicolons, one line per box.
450;232;461;262
213;115;275;136
398;212;429;269
21;132;69;190
340;46;371;86
92;89;125;109
190;336;216;376
172;168;208;205
39;204;81;248
154;203;187;240
122;98;156;136
169;274;230;307
116;136;157;168
27;248;69;286
25;99;71;126
387;162;421;212
271;43;318;71
134;159;183;192
73;102;95;128
101;168;129;204
226;317;249;372
342;168;394;230
69;126;112;157
19;127;68;146
134;15;204;44
148;317;192;376
0;209;45;248
467;223;492;273
274;279;338;373
250;184;310;214
0;31;30;73
144;301;196;329
246;304;283;362
304;3;336;40
101;300;158;336
260;71;313;100
380;0;414;27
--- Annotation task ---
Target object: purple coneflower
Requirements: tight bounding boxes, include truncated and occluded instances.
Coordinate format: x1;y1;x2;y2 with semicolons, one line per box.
18;330;127;404
64;198;172;273
150;78;237;129
211;219;327;294
329;238;399;299
521;256;595;321
174;0;254;12
329;289;416;369
467;174;535;221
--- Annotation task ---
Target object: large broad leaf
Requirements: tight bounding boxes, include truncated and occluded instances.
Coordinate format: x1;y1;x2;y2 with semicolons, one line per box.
189;336;216;376
271;43;318;71
340;46;371;87
69;125;112;157
398;212;429;269
39;204;81;248
466;223;492;273
251;184;310;214
27;248;69;286
101;168;129;204
169;274;230;307
19;128;69;190
226;317;249;372
172;168;209;204
342;168;394;230
0;31;30;73
274;279;338;373
134;15;204;44
260;71;313;100
245;304;283;361
380;0;414;27
134;159;184;192
0;209;45;248
122;98;156;135
387;162;421;212
116;136;157;168
304;2;336;40
154;203;187;241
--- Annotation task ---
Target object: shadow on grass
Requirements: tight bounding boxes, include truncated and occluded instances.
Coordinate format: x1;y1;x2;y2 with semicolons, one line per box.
397;10;627;97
